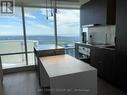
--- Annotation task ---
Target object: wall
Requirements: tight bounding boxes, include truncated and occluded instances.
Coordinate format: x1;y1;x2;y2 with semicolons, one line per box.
88;25;116;45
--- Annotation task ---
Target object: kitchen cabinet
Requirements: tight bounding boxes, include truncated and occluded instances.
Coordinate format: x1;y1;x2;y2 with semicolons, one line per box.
116;0;127;55
90;47;105;77
115;0;127;91
115;52;127;91
75;42;117;83
103;49;116;82
80;0;116;26
90;47;116;83
0;56;3;83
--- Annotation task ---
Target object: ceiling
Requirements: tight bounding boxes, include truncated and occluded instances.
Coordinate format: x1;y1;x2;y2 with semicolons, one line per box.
15;0;90;9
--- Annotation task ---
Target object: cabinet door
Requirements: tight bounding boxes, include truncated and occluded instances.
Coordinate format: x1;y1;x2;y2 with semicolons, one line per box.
80;0;107;25
80;6;85;26
116;0;127;54
80;0;116;25
103;49;116;83
91;47;116;82
115;53;127;91
0;57;3;82
90;47;105;77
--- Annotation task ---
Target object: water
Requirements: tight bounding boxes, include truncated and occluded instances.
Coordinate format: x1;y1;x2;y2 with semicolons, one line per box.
0;35;80;45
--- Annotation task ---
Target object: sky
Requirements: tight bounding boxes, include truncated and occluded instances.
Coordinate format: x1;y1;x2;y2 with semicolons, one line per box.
0;7;80;36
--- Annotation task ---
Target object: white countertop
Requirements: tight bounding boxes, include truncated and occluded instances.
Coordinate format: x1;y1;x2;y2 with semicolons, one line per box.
39;54;96;78
34;44;64;51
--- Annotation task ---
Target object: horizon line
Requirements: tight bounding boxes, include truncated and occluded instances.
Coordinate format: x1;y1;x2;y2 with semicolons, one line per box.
0;35;80;37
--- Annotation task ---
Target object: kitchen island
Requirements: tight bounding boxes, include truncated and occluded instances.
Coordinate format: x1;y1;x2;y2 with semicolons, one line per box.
38;54;97;95
34;44;65;69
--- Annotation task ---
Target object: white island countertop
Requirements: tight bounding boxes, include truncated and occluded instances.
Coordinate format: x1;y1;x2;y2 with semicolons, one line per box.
39;54;96;78
34;44;64;51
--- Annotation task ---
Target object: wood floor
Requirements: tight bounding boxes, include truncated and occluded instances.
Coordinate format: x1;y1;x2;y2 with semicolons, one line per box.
0;71;127;95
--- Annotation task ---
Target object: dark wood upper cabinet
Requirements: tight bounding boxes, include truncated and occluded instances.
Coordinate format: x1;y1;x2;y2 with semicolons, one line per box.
116;0;127;55
80;0;116;25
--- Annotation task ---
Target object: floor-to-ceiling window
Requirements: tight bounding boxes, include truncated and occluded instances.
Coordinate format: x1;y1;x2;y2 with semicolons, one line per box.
0;7;26;68
56;9;80;56
24;7;55;65
57;9;80;47
0;5;80;68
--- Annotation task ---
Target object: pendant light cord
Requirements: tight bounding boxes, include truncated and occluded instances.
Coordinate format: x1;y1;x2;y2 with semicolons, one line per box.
51;0;53;16
46;0;48;19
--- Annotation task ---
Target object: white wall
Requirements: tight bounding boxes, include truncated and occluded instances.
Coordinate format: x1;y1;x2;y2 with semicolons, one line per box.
88;25;116;45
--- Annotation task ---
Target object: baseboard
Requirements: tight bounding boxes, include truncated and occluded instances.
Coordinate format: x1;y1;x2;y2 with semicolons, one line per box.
3;65;36;74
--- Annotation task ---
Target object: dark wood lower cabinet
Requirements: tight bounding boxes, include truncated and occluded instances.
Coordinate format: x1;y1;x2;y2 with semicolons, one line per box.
75;42;127;91
0;57;3;83
90;47;105;77
91;47;127;91
103;49;116;83
90;47;116;83
115;52;127;91
115;0;127;91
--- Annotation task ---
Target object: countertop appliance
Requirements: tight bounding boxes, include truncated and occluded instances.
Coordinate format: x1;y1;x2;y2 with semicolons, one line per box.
81;26;89;43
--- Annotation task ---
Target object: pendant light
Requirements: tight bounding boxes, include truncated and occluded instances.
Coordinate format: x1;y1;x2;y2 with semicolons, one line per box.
45;0;57;19
51;0;53;16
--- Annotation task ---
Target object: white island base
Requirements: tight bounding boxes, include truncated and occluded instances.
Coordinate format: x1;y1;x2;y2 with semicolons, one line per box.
39;55;97;95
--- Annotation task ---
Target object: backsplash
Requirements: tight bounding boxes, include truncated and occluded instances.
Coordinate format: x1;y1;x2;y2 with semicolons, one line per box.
88;25;116;45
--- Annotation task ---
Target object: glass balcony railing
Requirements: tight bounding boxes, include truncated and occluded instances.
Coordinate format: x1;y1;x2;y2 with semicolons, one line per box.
0;40;39;68
0;40;75;69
